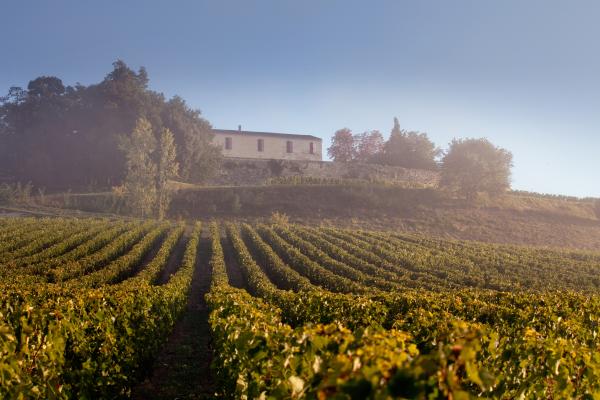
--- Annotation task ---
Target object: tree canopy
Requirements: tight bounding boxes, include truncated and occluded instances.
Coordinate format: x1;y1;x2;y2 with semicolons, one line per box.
119;118;179;218
156;127;179;219
380;118;440;170
119;118;158;217
440;138;513;200
327;128;356;162
0;60;221;190
355;130;384;163
327;118;440;170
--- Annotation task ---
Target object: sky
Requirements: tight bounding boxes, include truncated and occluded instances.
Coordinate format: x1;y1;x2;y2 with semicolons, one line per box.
1;1;599;197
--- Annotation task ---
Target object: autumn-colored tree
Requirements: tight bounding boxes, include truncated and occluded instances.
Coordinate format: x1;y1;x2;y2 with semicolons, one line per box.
355;130;384;163
327;128;356;162
440;138;513;200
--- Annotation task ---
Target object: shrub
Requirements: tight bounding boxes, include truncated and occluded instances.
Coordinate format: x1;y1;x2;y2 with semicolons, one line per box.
270;211;290;226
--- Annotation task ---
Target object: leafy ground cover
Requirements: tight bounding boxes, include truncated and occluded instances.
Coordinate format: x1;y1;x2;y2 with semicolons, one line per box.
2;216;600;399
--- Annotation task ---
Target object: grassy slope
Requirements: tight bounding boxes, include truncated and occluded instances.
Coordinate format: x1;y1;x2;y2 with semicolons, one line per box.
38;184;600;250
170;185;600;250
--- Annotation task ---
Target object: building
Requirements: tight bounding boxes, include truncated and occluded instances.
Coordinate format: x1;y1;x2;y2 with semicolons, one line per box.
212;127;322;161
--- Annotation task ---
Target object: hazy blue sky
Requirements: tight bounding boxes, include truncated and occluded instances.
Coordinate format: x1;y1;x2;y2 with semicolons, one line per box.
2;1;599;197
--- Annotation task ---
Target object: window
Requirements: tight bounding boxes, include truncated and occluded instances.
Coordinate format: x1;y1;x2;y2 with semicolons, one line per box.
225;137;232;150
257;138;264;152
309;142;314;154
286;140;293;153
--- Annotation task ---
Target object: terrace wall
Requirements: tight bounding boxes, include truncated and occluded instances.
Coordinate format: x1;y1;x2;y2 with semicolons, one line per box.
209;158;440;187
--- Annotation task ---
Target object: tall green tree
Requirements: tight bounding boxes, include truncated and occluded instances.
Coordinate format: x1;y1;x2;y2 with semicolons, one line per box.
381;118;440;170
119;118;157;217
156;128;179;219
440;138;513;200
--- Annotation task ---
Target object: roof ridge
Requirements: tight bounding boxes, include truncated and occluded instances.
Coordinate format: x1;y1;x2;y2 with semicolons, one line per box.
212;129;321;141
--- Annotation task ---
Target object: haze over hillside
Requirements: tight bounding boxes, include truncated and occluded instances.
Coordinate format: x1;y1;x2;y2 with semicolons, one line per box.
2;1;600;198
1;60;598;253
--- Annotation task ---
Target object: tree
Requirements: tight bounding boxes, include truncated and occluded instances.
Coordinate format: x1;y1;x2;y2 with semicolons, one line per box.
161;96;221;182
328;128;356;162
391;116;402;136
26;77;66;98
156;128;179;219
119;118;157;217
0;60;221;190
440;138;513;200
355;130;384;163
381;118;440;170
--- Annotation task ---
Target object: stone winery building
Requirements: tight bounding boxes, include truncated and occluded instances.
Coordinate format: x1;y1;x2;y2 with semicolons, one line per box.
212;127;322;161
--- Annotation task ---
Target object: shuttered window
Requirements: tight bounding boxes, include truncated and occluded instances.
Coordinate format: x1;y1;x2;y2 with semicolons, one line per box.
225;137;232;150
257;139;264;152
309;142;314;154
286;141;293;153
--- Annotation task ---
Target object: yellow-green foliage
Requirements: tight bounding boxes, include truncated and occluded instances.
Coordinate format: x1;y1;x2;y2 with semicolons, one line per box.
207;221;600;399
3;217;600;398
0;218;201;399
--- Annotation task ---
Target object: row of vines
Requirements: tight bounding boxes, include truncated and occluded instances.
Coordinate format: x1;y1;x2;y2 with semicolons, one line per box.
206;222;600;399
2;216;600;398
0;217;199;398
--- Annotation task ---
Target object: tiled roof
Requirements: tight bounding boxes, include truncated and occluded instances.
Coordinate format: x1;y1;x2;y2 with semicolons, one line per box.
213;129;321;141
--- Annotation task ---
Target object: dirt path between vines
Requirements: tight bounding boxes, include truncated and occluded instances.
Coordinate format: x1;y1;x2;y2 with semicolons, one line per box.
156;227;190;284
221;235;247;290
125;232;167;281
132;229;215;399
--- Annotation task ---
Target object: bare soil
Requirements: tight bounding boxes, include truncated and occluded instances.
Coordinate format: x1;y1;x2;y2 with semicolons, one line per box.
221;236;247;290
156;228;190;285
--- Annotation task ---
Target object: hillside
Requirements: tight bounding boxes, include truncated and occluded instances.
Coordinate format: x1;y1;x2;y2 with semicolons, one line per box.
33;183;600;251
173;185;600;250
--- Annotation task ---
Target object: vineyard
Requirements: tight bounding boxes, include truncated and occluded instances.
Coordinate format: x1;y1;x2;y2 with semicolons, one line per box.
2;217;600;398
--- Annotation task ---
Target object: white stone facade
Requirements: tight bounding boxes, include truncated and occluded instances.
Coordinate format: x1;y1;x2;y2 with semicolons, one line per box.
212;129;322;161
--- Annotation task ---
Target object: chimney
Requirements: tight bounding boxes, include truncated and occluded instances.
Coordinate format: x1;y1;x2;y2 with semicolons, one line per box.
238;125;242;132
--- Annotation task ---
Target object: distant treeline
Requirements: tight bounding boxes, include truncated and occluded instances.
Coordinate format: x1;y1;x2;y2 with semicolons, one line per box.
511;190;599;203
327;118;441;170
0;60;221;190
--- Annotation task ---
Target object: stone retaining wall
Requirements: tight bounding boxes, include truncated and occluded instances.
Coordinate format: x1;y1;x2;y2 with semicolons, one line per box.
209;158;440;187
